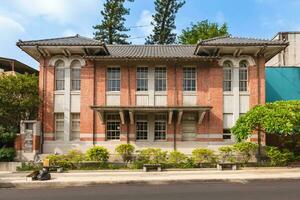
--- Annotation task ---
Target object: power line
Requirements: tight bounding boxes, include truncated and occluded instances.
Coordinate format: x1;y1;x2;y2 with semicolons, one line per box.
129;25;152;29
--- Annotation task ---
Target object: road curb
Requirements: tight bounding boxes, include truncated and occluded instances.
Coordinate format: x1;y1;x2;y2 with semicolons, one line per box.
2;177;300;189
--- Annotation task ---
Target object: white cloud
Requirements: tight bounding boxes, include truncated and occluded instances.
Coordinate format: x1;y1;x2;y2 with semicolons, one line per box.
11;0;100;25
136;10;153;36
0;15;25;33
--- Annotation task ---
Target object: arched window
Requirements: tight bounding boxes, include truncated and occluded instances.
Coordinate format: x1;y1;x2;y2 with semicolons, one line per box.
239;60;249;92
71;60;81;91
55;60;65;91
223;61;233;92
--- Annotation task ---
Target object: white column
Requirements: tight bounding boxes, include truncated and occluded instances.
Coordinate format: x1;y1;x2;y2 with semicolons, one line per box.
232;65;240;124
148;113;155;142
64;66;71;142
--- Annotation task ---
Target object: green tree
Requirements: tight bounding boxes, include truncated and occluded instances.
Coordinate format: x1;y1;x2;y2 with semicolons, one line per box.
231;101;300;156
178;20;229;44
93;0;134;44
146;0;185;44
0;74;40;130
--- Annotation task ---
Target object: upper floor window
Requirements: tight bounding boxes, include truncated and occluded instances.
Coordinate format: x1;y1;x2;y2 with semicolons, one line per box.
155;67;167;91
107;68;120;91
55;60;65;91
71;61;81;91
223;61;233;92
137;67;148;91
183;67;196;91
239;61;248;92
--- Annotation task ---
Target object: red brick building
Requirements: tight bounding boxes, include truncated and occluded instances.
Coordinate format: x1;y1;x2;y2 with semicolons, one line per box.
17;35;287;154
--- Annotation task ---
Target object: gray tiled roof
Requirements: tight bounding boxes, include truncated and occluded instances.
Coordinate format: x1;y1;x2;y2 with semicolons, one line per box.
104;45;199;58
17;35;103;46
198;35;287;46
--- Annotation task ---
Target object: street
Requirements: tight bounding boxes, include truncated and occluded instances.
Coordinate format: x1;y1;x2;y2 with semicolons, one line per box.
1;180;300;200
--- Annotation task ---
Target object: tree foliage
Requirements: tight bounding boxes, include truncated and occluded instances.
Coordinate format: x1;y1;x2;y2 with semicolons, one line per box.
231;101;300;142
146;0;185;44
178;20;229;44
93;0;134;44
0;74;39;130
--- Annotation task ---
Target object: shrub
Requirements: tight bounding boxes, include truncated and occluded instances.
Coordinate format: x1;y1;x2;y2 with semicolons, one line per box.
17;162;42;171
192;148;217;165
66;149;86;163
86;146;109;162
265;147;294;166
0;127;16;148
46;154;72;169
218;146;236;163
115;144;135;162
168;151;188;165
233;142;258;163
136;148;167;164
0;147;15;162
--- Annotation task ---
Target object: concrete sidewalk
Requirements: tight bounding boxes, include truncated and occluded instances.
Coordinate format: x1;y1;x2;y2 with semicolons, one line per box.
1;168;300;189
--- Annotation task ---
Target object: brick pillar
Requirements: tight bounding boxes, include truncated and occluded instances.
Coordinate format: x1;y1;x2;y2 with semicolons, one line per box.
128;66;136;142
206;62;223;140
95;63;106;141
44;60;55;141
80;60;95;142
120;66;129;142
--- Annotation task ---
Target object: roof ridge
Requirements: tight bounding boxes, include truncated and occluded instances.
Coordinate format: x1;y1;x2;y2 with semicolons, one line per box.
199;35;230;44
106;44;197;47
18;35;81;44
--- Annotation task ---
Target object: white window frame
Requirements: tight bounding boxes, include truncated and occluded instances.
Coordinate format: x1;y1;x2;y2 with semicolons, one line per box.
71;61;81;91
106;114;120;140
136;67;148;91
154;114;167;141
107;67;120;92
223;61;233;92
155;67;167;92
55;61;65;91
136;114;148;141
71;113;80;141
223;129;232;140
55;113;64;141
183;67;196;91
239;61;248;92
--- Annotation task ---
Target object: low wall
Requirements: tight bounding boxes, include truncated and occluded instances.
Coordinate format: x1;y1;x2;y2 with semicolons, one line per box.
0;162;22;171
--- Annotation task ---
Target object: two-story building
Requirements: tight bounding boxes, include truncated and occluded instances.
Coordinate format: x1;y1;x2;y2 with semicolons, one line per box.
17;35;287;154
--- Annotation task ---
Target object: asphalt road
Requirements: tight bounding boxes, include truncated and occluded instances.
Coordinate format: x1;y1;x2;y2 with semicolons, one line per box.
1;180;300;200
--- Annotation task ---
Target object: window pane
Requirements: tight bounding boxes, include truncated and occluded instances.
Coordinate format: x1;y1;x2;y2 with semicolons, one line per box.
137;67;148;91
106;114;120;140
55;113;64;141
71;113;80;141
155;67;166;91
55;69;65;90
223;68;232;92
154;114;167;140
71;68;81;91
136;121;148;140
183;68;196;91
107;68;120;91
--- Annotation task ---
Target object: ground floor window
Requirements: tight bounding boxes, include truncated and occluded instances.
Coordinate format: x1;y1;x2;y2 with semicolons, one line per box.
106;114;120;140
154;114;167;140
71;113;80;141
55;113;64;141
223;129;231;140
136;115;148;140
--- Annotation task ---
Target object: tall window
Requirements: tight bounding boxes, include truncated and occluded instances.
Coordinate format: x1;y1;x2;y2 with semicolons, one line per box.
223;61;233;92
106;114;120;140
155;114;167;140
136;115;148;140
239;61;248;92
107;68;120;91
137;67;148;91
55;113;64;141
183;67;196;91
155;67;167;91
55;61;65;91
71;61;81;91
71;113;80;141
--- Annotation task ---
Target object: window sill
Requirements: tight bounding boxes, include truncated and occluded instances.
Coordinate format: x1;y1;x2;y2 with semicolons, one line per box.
154;91;167;95
136;91;148;95
239;92;250;96
71;91;80;95
106;91;120;95
223;92;234;95
54;91;65;95
183;91;197;95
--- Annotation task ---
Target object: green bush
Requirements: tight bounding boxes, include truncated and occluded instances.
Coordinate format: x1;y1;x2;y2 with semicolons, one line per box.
0;127;16;148
218;146;236;163
136;148;167;164
46;154;72;169
86;146;109;162
66;149;86;163
17;162;42;171
192;148;217;165
233;142;258;163
168;151;188;165
115;144;135;162
265;147;294;166
0;147;15;161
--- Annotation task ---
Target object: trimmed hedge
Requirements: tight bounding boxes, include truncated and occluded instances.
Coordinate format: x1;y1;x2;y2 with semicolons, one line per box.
0;148;16;162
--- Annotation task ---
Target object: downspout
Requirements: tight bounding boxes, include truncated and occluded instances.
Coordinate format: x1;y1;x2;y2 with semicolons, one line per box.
173;59;178;151
256;56;262;159
41;58;46;154
93;60;96;146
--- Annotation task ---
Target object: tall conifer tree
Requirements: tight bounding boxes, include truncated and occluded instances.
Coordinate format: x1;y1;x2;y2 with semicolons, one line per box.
93;0;134;44
146;0;185;44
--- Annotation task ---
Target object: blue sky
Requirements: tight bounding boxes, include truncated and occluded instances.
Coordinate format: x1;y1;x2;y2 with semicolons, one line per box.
0;0;299;69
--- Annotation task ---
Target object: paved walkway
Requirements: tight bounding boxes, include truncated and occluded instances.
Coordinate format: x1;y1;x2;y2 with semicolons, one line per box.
1;168;300;188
